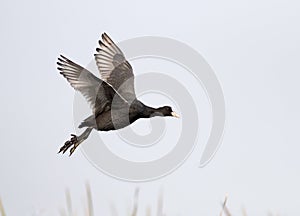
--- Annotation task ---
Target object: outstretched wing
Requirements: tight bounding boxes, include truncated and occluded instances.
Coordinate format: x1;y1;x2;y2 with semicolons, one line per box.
57;55;127;116
94;33;136;102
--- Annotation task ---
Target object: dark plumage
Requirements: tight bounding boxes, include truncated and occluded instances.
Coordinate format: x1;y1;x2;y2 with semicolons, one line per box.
58;33;179;156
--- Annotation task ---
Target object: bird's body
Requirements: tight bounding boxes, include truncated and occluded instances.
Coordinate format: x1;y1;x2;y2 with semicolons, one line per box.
80;100;174;131
58;33;179;156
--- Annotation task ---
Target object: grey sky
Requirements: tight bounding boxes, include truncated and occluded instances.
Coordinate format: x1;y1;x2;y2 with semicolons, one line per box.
1;0;300;215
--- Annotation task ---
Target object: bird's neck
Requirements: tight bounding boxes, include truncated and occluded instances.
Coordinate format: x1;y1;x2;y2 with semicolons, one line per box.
141;106;162;118
130;100;162;118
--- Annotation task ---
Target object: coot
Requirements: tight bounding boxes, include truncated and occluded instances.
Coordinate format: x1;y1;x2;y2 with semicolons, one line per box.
58;33;179;156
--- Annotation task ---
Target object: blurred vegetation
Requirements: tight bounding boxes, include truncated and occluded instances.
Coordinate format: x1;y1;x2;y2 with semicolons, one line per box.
0;198;6;216
0;186;281;216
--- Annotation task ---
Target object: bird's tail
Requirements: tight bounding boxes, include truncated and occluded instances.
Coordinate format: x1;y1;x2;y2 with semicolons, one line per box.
78;115;96;128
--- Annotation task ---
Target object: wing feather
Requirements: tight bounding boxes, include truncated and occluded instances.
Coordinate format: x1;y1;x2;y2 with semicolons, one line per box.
94;33;136;102
57;55;127;115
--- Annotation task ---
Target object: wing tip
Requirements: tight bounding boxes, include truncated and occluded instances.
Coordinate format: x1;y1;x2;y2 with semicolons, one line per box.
101;32;107;39
60;54;66;59
57;54;68;64
98;40;108;48
101;32;113;44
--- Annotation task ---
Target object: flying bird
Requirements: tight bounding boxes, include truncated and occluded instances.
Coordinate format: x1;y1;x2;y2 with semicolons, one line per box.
58;33;180;156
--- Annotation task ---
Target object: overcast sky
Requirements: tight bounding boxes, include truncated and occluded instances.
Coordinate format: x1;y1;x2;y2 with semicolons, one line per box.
1;0;300;215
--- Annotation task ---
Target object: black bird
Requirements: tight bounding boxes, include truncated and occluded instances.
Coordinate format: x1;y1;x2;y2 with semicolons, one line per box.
58;33;180;156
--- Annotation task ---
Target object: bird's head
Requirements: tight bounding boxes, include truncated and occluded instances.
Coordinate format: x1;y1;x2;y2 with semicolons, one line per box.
156;106;180;118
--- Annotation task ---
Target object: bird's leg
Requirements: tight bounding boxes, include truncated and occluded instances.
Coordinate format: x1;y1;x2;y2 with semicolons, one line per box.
69;128;93;156
58;134;77;154
58;128;93;156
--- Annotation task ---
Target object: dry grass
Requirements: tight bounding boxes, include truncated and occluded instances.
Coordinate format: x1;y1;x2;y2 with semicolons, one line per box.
59;185;231;216
0;198;6;216
0;187;280;216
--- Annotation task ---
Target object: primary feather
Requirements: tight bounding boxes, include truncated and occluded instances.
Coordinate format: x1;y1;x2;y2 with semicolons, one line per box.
94;33;136;102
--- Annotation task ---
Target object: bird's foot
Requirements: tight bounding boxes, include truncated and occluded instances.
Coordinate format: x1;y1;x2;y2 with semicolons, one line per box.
58;134;79;156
